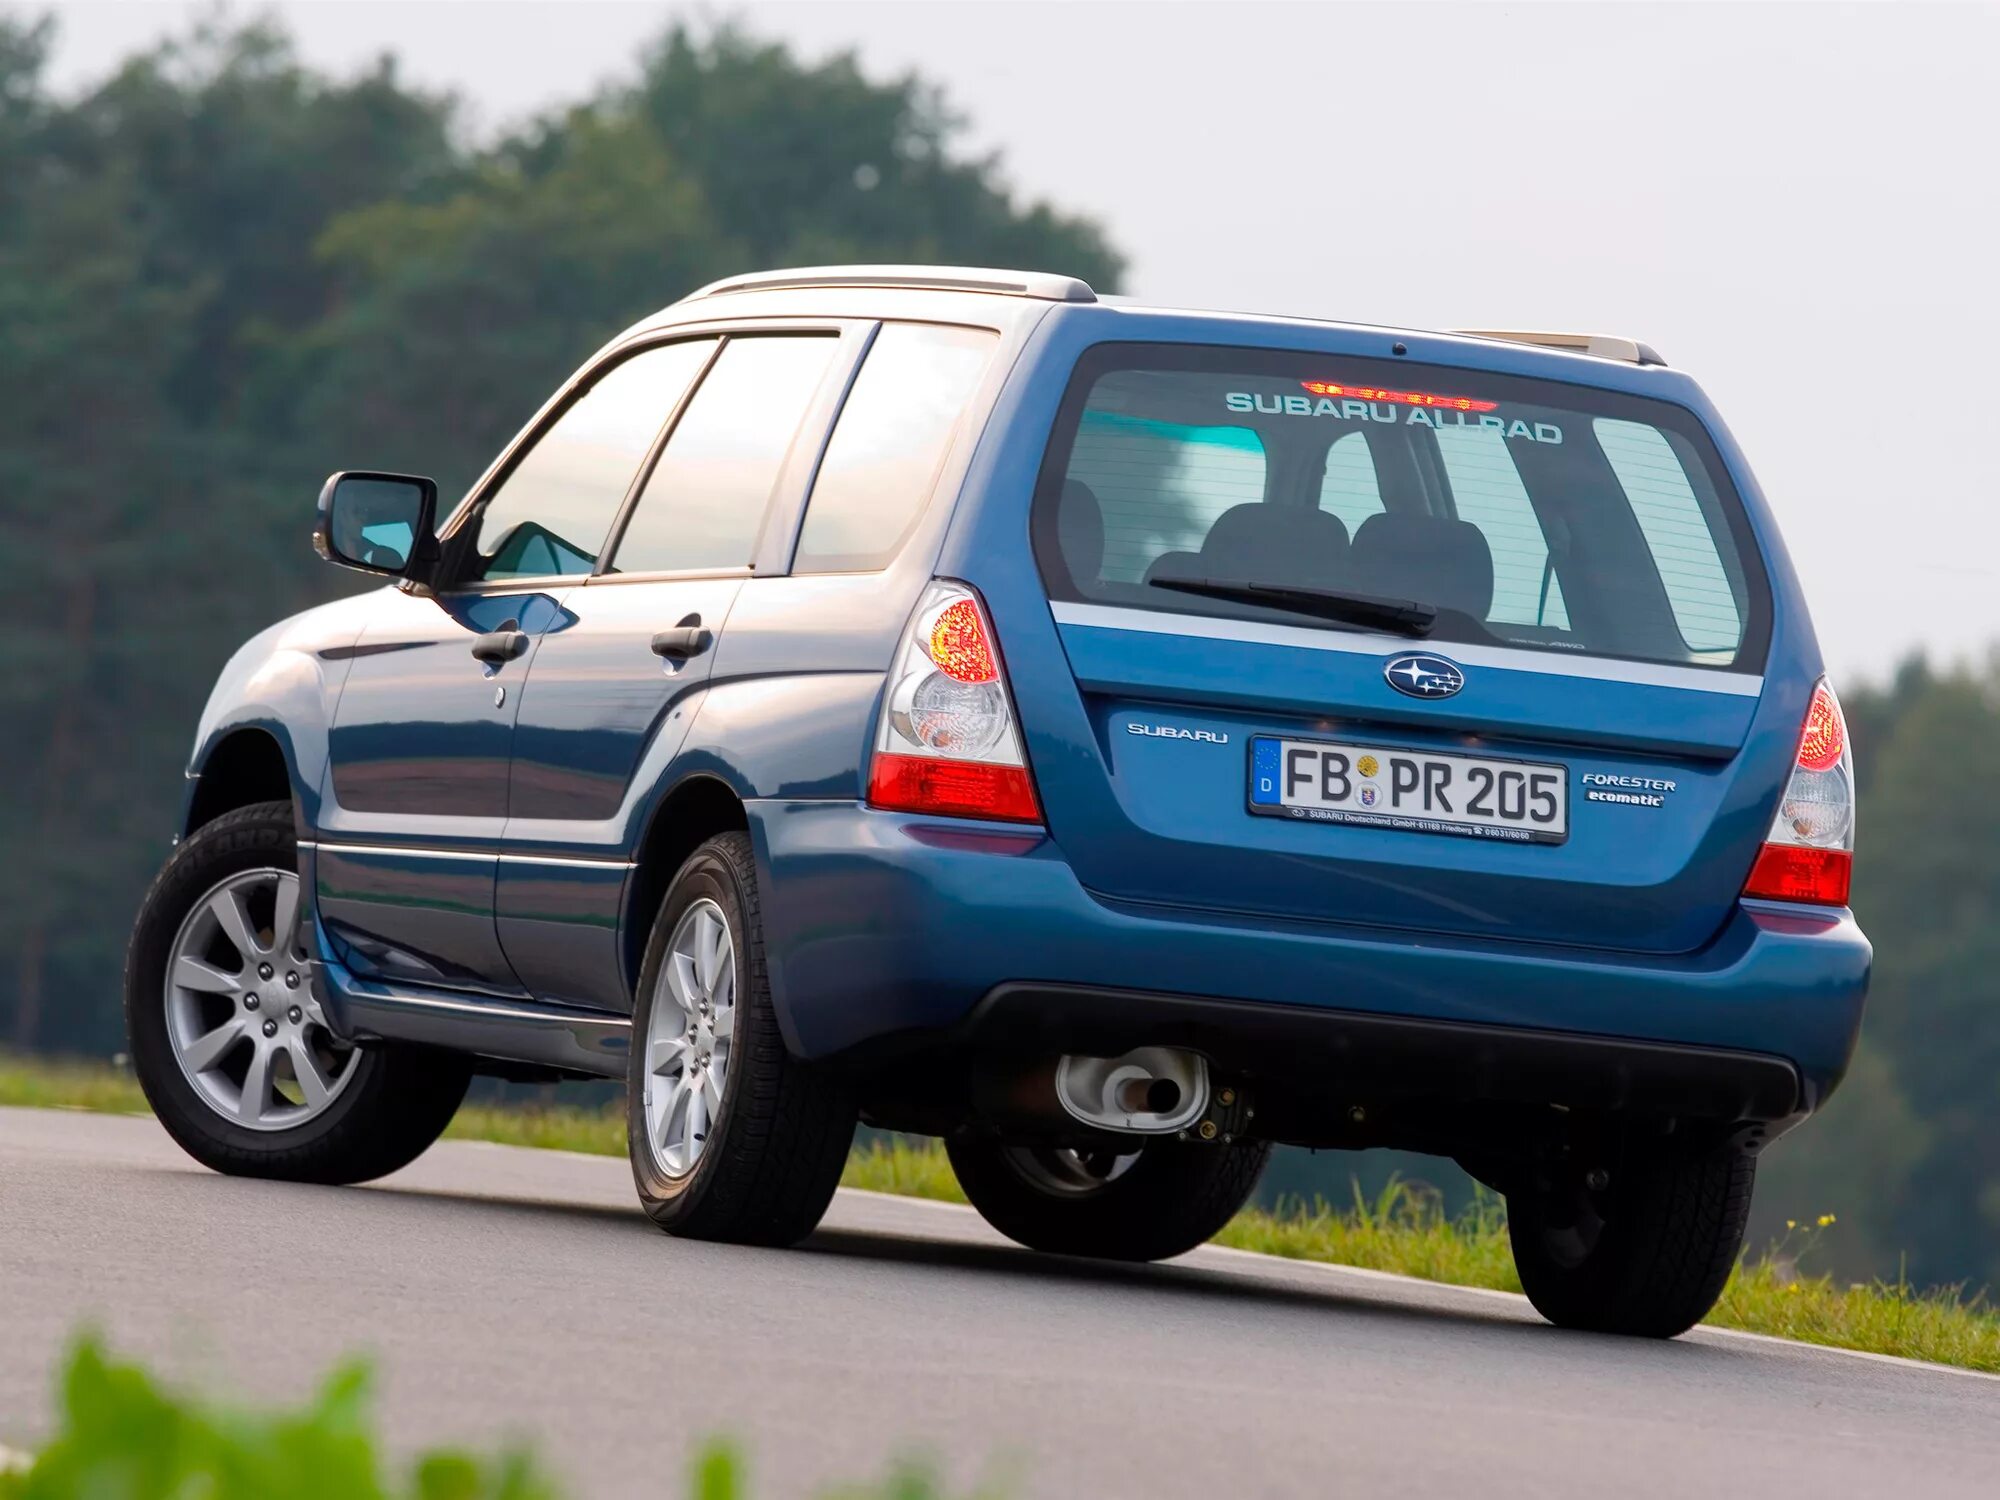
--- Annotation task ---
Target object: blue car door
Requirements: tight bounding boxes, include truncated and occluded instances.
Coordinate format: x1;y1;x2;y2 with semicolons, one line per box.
316;338;721;993
497;328;858;1011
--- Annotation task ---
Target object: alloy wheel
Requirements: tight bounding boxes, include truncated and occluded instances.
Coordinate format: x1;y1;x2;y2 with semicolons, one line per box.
641;897;737;1178
163;868;359;1131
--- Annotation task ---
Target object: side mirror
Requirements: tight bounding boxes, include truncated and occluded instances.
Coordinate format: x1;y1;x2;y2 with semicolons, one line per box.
314;471;440;583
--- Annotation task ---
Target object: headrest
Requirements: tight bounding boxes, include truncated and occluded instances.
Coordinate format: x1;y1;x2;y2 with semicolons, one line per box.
1350;513;1495;621
1059;478;1105;585
1195;503;1349;590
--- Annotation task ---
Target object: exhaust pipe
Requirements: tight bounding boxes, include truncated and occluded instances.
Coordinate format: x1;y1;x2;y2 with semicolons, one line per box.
1055;1047;1208;1135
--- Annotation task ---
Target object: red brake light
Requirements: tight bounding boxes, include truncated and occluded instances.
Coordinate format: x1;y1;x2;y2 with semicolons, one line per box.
928;599;998;683
1301;380;1498;413
1741;677;1854;906
1797;682;1845;772
867;753;1040;823
1744;845;1852;905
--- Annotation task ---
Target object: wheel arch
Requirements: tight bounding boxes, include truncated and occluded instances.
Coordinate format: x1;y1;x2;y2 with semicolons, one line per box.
184;725;302;837
623;773;752;992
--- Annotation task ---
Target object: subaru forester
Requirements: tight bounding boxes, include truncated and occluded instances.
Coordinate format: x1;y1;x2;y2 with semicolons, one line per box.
126;265;1870;1338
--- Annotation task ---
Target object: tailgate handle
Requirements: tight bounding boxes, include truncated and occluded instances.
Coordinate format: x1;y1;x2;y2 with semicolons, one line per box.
651;615;713;660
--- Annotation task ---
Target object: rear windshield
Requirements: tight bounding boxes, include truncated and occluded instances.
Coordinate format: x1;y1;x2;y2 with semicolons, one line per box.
1033;344;1769;671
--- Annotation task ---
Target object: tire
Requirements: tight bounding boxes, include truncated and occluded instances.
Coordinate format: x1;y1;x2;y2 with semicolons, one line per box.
626;832;857;1246
1507;1143;1756;1338
125;800;471;1185
946;1133;1271;1262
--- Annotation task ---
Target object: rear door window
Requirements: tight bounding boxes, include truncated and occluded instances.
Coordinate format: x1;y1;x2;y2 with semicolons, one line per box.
1035;345;1767;671
793;323;996;573
608;335;838;575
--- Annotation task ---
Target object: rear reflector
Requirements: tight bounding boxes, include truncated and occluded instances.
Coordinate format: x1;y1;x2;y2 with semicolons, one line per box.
1743;844;1852;906
867;753;1041;823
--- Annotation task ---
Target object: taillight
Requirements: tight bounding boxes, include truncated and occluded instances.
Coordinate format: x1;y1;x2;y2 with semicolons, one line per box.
866;581;1041;823
1742;679;1854;905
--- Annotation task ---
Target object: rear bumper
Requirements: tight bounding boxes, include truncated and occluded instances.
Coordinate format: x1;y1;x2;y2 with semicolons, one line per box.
748;801;1871;1119
964;983;1802;1124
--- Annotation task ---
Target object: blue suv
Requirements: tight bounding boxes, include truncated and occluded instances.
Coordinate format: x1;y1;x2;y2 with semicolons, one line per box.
127;266;1870;1337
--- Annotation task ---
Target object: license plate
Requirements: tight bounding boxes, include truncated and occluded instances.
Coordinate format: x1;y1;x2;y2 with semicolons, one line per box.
1248;736;1568;844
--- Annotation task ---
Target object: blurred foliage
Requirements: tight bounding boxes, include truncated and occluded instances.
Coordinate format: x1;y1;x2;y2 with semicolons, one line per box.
0;1336;1000;1498
0;1336;557;1499
2;9;1994;1303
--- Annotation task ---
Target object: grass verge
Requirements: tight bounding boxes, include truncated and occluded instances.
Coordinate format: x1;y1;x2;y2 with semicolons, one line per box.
6;1052;1997;1373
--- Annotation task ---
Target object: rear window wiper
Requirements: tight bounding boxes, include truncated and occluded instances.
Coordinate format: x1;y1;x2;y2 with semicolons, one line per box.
1149;577;1437;637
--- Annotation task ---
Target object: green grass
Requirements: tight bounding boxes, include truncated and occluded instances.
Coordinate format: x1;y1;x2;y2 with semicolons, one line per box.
0;1053;149;1115
1215;1178;1523;1292
1714;1245;2000;1370
840;1133;970;1202
443;1101;625;1157
7;1052;1999;1373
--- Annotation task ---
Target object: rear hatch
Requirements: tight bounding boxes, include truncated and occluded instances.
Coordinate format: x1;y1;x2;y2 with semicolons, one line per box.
1019;342;1780;955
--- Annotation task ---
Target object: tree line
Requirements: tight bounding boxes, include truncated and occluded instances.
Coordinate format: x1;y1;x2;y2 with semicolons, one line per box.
1;14;1992;1294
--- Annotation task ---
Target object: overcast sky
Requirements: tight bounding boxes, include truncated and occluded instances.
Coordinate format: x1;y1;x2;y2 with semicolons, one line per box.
27;1;2000;682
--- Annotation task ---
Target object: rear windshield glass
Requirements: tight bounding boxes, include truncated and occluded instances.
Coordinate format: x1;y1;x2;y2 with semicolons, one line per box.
1034;344;1768;671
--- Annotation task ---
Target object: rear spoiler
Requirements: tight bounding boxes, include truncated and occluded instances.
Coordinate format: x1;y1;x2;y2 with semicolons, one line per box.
1452;329;1668;368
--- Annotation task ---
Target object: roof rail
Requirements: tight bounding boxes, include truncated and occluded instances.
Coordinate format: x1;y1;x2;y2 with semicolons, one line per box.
680;264;1098;305
1451;328;1668;367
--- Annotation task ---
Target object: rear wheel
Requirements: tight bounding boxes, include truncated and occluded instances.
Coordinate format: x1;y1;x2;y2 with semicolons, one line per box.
125;801;471;1184
1507;1143;1755;1338
626;832;858;1246
946;1133;1270;1261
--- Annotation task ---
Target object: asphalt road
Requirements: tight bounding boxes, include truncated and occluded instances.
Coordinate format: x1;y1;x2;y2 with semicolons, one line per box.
3;1107;1995;1498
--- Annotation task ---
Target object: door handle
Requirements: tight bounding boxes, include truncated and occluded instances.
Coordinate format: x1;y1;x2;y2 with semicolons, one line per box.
470;628;530;665
650;615;714;660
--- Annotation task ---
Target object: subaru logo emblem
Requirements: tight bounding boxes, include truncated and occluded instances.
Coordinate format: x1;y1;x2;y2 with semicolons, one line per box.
1384;652;1465;699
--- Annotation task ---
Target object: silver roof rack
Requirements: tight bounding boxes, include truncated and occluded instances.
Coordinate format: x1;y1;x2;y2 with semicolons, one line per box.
1452;328;1668;367
681;264;1098;304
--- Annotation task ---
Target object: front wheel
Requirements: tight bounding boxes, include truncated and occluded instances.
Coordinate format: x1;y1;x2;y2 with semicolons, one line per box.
946;1133;1270;1262
125;801;471;1184
1507;1143;1755;1338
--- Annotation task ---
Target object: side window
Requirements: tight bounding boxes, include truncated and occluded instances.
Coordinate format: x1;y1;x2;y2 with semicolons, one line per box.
470;339;715;582
793;323;996;573
1594;419;1743;654
1318;431;1384;536
1432;427;1570;628
609;335;838;575
1066;409;1266;584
